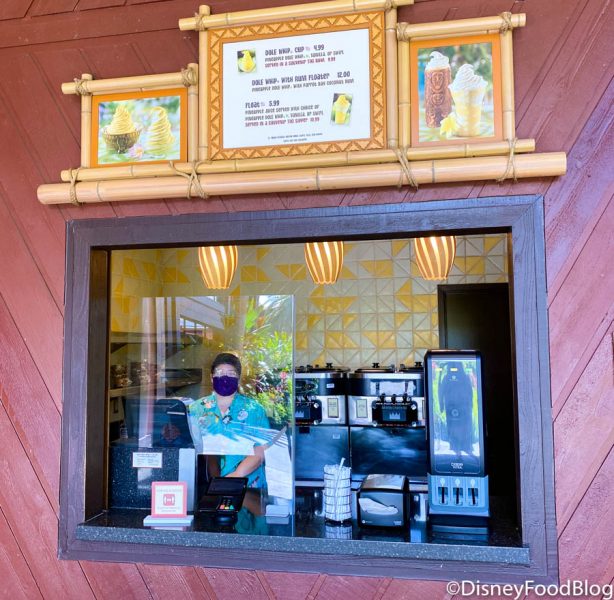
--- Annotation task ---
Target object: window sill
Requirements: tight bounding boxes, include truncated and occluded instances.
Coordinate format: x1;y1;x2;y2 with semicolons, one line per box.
76;504;529;567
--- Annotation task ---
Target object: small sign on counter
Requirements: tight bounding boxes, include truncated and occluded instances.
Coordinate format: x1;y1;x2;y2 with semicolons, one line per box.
132;452;163;469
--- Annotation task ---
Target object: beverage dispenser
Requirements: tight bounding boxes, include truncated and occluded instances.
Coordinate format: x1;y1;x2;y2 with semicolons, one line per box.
424;350;489;526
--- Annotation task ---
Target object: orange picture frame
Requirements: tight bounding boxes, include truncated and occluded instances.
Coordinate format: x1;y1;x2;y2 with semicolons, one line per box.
91;88;188;168
409;33;502;148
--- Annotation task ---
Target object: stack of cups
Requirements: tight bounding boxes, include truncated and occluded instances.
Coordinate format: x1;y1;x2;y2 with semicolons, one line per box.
323;463;352;523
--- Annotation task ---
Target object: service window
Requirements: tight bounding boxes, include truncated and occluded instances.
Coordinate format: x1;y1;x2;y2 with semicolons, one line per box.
60;197;557;583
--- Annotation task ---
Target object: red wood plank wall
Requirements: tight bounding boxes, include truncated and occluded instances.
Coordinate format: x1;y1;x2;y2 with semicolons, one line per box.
0;0;611;598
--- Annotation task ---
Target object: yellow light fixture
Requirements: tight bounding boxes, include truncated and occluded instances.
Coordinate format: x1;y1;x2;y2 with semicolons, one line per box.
413;235;456;280
198;245;238;289
305;241;344;285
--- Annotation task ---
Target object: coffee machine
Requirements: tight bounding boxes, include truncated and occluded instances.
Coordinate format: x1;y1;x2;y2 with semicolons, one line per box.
294;364;350;484
347;363;428;486
424;350;489;530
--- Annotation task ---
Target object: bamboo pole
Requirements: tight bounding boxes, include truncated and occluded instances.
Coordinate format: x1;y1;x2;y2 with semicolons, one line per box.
397;13;525;41
80;74;93;168
397;39;410;148
42;151;565;204
186;63;199;162
198;5;210;161
385;8;398;148
180;0;413;31
500;27;516;140
62;71;190;95
60;139;535;182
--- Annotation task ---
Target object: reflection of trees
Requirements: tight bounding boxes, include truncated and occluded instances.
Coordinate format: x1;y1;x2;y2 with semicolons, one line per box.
240;296;293;428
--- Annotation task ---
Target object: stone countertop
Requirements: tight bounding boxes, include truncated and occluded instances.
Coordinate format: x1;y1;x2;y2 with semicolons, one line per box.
77;489;529;565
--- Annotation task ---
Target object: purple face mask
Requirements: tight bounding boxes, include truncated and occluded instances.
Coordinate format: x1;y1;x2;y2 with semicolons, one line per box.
212;375;239;397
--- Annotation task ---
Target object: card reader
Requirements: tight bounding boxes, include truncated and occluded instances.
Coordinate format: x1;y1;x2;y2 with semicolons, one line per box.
199;477;248;523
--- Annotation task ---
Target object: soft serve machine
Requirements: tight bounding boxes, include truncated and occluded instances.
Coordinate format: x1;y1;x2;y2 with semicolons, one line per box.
294;364;350;484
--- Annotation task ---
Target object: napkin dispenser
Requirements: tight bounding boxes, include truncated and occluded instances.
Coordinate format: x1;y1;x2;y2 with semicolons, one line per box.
357;474;409;528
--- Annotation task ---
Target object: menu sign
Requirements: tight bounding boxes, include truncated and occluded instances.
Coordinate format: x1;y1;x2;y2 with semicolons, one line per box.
209;12;386;159
223;28;370;149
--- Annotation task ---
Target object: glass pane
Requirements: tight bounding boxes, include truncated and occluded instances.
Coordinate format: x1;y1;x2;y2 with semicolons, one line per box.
107;252;294;519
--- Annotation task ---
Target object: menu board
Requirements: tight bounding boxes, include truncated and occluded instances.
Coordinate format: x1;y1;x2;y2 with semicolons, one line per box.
208;12;386;159
223;28;371;150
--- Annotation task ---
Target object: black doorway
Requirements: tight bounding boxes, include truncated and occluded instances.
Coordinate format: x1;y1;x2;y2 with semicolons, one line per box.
438;283;518;509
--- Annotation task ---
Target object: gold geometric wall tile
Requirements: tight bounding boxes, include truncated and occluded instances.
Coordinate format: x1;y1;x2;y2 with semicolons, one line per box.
395;295;413;311
360;259;394;278
307;315;322;329
465;256;485;275
256;247;270;261
295;331;307;350
122;257;139;278
143;262;157;281
363;330;396;349
340;265;357;280
343;314;357;328
392;240;409;257
395;313;411;328
111;234;508;368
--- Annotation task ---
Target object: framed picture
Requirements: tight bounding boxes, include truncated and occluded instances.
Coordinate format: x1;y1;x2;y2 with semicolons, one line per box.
409;33;502;147
91;88;188;168
207;11;387;160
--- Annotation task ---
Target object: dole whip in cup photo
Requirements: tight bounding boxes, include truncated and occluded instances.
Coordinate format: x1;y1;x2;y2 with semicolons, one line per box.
424;51;452;128
146;106;175;157
448;64;488;137
103;105;141;154
332;94;351;125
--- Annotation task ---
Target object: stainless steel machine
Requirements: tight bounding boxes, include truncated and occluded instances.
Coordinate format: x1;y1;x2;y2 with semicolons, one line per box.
347;363;428;485
294;364;350;484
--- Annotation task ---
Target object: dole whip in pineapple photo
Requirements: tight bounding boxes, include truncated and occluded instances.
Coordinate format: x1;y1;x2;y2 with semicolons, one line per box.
332;94;351;125
103;105;140;153
424;51;452;128
146;106;175;157
448;64;488;137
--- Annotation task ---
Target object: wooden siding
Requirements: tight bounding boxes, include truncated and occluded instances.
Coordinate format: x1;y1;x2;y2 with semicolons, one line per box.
0;0;611;598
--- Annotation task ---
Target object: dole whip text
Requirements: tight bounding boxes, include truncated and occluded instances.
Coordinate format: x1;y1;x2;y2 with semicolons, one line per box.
447;64;488;137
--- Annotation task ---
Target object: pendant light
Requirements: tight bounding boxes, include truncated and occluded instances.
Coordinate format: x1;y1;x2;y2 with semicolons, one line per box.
198;245;238;289
413;235;456;281
304;241;344;285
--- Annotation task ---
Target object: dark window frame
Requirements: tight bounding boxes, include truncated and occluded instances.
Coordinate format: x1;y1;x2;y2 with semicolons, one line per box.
60;195;557;583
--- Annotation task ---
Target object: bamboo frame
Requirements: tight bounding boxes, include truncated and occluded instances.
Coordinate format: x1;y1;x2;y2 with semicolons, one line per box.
179;0;413;31
206;11;388;160
397;38;410;148
80;74;93;168
59;139;536;182
39;151;566;204
385;8;398;148
398;12;526;157
397;13;526;41
40;3;567;207
63;66;199;171
500;27;516;141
